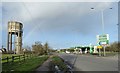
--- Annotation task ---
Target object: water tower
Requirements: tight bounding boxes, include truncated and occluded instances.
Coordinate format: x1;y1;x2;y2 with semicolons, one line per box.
7;21;23;54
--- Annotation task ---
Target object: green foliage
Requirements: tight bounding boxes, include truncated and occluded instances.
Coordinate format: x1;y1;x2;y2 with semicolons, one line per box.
60;49;66;52
32;42;45;55
105;42;119;52
32;41;54;56
67;48;74;53
44;42;52;54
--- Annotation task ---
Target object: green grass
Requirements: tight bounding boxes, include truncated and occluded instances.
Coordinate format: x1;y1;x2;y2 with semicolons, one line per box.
51;56;67;71
2;55;49;72
100;52;118;56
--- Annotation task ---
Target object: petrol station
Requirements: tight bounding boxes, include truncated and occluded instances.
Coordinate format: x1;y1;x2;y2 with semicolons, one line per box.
74;34;109;56
75;45;99;54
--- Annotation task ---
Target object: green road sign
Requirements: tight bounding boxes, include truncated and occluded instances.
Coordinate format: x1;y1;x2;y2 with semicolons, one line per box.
97;34;109;45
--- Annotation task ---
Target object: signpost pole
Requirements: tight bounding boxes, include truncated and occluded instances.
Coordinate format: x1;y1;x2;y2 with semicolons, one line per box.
101;9;105;57
99;48;101;56
103;46;106;56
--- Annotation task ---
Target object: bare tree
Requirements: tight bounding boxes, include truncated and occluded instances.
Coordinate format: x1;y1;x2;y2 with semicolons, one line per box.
32;41;44;55
43;42;49;54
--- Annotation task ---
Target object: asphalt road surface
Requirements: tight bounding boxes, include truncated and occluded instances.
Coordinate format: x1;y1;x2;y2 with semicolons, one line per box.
57;53;118;71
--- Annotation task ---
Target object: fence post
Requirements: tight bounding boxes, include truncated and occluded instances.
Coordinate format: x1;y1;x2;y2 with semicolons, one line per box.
26;55;28;59
12;56;14;62
27;54;28;59
23;55;25;61
7;57;9;63
30;54;32;58
19;55;20;62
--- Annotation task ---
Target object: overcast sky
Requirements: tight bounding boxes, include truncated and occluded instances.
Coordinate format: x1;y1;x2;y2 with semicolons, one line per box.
0;0;119;49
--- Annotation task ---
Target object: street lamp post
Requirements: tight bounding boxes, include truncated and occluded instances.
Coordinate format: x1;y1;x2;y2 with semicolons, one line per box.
101;9;104;34
91;7;112;56
117;24;119;43
100;9;106;56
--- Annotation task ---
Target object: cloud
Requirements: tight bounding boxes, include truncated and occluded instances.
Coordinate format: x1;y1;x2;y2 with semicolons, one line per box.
0;2;2;47
2;2;113;23
2;2;117;43
19;2;113;22
1;0;120;2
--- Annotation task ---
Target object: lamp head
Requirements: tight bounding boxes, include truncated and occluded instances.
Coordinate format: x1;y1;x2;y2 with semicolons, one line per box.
91;8;94;9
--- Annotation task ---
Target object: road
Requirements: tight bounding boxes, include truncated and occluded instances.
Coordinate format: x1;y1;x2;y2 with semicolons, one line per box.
57;53;118;71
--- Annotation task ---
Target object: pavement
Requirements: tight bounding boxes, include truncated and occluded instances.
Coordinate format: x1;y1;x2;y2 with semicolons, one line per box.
35;57;52;73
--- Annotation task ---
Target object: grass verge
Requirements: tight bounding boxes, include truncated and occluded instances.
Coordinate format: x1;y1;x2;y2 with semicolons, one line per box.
2;55;49;73
50;55;68;72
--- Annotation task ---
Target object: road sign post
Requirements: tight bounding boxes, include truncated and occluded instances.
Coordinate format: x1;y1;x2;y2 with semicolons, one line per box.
97;34;109;56
99;48;101;56
97;46;102;56
103;46;106;56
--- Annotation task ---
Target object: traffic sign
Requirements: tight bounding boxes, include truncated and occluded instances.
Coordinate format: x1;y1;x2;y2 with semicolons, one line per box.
97;34;109;46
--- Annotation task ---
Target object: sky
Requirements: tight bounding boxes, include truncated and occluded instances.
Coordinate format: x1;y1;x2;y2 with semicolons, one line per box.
0;0;119;49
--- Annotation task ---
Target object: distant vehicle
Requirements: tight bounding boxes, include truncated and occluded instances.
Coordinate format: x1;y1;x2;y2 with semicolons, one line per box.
66;51;70;54
0;50;2;53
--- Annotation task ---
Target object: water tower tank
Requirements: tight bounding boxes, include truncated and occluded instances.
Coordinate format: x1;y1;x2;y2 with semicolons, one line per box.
8;21;23;33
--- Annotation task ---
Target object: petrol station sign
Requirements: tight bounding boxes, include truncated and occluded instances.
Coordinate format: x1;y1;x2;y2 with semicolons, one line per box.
97;46;102;49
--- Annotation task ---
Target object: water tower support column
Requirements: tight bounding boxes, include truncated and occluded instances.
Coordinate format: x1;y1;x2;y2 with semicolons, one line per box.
9;32;12;53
